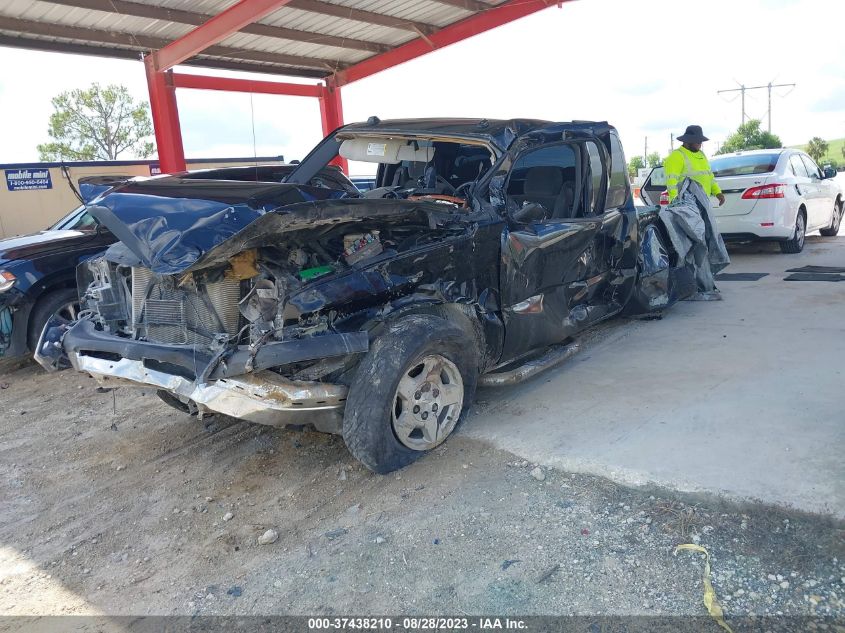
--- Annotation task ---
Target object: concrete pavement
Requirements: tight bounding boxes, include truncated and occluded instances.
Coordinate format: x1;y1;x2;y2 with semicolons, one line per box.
463;236;845;518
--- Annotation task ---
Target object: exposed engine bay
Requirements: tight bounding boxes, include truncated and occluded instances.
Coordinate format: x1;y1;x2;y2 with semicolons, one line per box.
76;201;474;384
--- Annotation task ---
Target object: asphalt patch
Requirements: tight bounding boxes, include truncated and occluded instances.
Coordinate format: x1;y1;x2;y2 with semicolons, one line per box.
785;265;845;273
715;273;769;281
784;272;845;282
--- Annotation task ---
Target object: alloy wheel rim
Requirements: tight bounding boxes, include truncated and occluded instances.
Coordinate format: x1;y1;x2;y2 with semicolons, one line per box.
391;354;464;451
55;301;79;325
796;214;805;248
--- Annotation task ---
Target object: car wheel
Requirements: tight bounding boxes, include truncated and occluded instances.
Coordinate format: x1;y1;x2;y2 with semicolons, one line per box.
342;314;478;474
819;199;842;237
27;288;79;352
779;210;806;254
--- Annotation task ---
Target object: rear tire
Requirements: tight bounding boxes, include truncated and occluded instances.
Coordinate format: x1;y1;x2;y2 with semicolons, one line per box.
779;210;806;254
819;199;842;237
342;314;479;474
27;288;79;352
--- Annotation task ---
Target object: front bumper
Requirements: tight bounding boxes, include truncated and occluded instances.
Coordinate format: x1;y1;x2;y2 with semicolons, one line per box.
75;355;348;433
37;319;369;434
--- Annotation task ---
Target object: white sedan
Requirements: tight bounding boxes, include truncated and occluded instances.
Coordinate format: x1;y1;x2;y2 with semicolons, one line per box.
640;149;843;253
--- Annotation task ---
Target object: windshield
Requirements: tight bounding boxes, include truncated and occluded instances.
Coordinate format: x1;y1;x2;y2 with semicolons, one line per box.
711;153;780;177
49;206;99;231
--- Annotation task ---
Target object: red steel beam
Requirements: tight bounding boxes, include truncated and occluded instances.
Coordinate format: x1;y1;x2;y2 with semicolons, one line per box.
319;80;347;173
333;0;560;87
145;59;186;173
172;73;322;98
150;0;294;72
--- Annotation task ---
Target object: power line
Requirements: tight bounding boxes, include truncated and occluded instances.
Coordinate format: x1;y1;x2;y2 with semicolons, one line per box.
716;81;796;132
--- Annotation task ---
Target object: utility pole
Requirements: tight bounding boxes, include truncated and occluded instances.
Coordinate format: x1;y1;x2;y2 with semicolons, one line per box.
768;82;772;131
670;133;674;152
644;136;648;167
717;81;795;131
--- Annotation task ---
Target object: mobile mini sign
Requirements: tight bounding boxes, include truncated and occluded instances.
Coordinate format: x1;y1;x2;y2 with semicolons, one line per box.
5;168;53;191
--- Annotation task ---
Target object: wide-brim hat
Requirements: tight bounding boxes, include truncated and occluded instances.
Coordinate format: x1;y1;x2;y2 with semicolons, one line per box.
677;125;709;143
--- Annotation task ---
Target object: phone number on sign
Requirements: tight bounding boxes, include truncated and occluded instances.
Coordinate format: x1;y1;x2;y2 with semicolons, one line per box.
308;617;473;630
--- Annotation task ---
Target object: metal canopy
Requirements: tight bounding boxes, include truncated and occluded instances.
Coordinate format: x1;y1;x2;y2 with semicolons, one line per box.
0;0;562;171
0;0;555;80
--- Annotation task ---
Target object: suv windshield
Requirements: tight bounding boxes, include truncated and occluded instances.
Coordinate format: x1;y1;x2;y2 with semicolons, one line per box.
710;153;780;177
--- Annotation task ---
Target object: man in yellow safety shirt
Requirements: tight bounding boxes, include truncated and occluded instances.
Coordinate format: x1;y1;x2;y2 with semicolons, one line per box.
664;125;726;206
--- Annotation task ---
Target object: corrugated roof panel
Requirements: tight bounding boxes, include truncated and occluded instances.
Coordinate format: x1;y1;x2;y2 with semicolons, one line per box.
220;31;370;64
146;0;238;13
261;6;417;46
338;0;472;28
0;0;547;80
4;1;192;40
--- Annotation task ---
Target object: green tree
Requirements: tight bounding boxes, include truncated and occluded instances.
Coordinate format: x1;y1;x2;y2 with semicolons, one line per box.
841;144;845;161
646;152;662;168
716;119;782;154
37;83;154;161
628;155;644;177
806;137;829;164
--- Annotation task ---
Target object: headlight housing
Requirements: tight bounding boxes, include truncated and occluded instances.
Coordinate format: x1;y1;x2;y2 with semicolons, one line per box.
0;270;16;293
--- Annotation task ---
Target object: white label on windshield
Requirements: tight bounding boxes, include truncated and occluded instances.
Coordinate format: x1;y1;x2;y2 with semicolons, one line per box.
366;143;387;157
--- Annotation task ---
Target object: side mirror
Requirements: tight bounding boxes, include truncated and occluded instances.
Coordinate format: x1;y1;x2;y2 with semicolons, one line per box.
512;202;547;224
823;166;836;179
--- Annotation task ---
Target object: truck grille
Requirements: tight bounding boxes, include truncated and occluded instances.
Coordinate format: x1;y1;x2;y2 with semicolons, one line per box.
130;267;241;345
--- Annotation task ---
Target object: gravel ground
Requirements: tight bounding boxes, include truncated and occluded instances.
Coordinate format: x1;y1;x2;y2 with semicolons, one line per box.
0;361;843;625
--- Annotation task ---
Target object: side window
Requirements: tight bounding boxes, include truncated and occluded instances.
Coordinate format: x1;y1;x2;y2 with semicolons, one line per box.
789;155;809;178
585;141;606;215
506;143;578;220
606;133;629;209
800;155;821;179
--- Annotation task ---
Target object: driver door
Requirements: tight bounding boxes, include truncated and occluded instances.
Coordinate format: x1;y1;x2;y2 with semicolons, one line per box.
498;137;630;360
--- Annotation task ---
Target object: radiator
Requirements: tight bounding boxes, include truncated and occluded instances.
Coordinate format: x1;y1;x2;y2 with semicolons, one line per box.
131;267;241;345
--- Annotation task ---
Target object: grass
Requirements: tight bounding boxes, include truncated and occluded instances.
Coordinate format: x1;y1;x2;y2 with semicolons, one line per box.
791;137;845;166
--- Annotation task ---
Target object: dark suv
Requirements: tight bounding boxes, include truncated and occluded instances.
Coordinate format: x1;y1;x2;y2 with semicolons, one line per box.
0;164;358;364
39;118;691;473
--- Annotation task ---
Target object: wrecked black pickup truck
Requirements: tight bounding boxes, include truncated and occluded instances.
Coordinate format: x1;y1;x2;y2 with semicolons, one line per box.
37;118;694;473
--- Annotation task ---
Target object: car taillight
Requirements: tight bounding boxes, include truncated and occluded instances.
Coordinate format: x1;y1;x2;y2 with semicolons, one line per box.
659;191;669;206
741;183;785;199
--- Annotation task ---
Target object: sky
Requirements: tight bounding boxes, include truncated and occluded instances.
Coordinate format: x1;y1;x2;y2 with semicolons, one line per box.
0;0;843;168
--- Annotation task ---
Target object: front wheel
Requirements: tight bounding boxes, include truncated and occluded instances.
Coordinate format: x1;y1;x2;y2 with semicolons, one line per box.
27;288;79;352
779;210;806;254
819;200;842;237
342;314;479;474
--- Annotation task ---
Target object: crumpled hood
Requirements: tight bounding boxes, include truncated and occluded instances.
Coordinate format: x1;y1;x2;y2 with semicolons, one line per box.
86;177;346;274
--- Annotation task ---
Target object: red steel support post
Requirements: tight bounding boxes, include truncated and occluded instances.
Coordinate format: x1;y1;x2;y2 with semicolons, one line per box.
144;58;186;173
319;80;347;173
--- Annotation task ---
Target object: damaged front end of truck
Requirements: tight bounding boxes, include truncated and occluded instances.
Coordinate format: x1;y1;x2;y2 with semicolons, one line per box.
36;177;488;434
